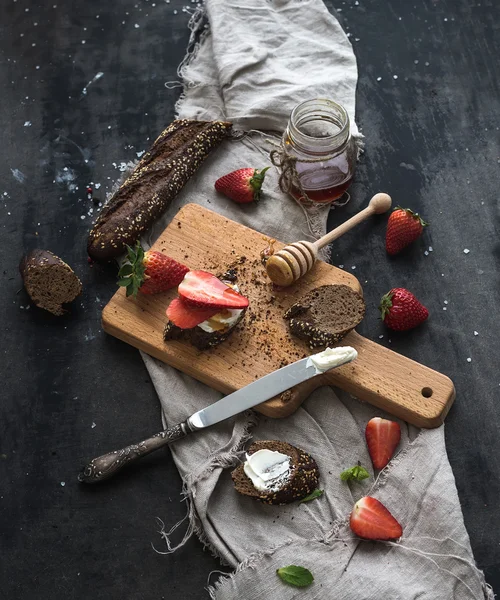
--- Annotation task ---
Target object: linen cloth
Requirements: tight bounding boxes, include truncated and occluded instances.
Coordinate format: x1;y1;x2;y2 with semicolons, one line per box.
141;1;493;597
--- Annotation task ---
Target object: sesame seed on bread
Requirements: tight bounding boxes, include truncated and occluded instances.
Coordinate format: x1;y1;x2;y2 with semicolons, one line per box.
231;440;320;505
284;284;365;349
87;119;232;262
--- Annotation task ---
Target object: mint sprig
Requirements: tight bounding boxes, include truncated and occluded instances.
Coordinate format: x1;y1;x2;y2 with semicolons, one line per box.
276;565;314;587
340;462;370;482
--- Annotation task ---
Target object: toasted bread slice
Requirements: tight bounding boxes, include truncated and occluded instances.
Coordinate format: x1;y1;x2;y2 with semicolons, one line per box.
232;440;320;505
284;284;365;349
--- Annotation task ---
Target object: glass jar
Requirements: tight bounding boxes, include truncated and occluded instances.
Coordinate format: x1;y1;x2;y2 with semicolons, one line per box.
278;98;357;205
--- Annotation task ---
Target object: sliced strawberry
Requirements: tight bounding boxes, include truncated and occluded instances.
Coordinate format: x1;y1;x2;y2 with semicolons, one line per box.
365;417;401;470
178;270;249;310
166;298;219;329
350;496;403;541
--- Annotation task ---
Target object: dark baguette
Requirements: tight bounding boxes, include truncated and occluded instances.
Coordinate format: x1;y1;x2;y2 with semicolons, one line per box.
87;119;232;261
284;284;365;349
19;249;82;316
231;440;320;505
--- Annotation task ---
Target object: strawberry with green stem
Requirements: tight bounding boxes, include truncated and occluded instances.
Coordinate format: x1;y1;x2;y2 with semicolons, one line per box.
215;167;270;204
386;207;428;255
118;242;189;297
379;288;429;331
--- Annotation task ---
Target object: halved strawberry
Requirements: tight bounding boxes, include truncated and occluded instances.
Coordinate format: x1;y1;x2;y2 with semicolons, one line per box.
166;298;219;329
350;496;403;541
178;270;249;310
365;417;401;470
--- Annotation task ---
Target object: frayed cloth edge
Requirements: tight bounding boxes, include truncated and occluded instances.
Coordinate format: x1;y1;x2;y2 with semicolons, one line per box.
154;411;259;562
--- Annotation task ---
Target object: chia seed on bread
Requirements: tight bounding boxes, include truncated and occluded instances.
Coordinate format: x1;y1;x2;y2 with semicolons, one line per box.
284;284;365;349
231;440;320;505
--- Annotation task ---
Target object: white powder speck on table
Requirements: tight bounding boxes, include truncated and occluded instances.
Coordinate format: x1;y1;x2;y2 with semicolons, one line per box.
463;248;470;254
444;300;448;305
467;358;472;363
393;74;398;79
60;481;66;487
474;331;479;336
376;76;382;81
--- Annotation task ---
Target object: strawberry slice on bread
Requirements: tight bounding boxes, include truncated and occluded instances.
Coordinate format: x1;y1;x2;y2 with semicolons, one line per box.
178;270;249;310
350;496;403;541
166;298;219;329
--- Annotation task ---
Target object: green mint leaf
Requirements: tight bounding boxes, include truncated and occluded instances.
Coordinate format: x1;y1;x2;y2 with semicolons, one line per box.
299;489;324;504
340;464;370;482
276;565;314;588
117;278;131;287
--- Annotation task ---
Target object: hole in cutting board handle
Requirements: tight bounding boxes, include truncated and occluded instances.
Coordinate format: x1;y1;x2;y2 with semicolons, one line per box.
421;387;433;398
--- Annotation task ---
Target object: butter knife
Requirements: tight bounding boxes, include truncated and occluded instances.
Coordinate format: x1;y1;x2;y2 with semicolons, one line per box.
78;347;357;484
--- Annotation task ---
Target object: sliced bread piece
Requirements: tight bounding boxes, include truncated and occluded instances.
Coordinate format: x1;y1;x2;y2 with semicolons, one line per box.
19;249;82;316
284;284;365;349
231;440;320;505
164;276;246;350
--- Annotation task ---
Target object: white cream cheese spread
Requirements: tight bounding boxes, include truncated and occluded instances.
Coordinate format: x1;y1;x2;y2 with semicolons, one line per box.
197;308;243;333
197;281;243;333
243;449;291;492
306;346;357;374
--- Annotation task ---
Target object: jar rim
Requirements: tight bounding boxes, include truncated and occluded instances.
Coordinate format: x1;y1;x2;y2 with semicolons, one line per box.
288;98;350;152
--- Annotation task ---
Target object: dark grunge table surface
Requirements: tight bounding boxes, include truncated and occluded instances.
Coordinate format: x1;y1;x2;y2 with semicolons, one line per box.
1;0;499;598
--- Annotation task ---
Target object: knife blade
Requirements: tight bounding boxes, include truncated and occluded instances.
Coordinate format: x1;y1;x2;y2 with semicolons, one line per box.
79;346;357;483
187;349;356;430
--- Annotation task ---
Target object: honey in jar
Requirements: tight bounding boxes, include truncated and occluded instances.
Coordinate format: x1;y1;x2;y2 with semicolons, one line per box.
280;98;357;205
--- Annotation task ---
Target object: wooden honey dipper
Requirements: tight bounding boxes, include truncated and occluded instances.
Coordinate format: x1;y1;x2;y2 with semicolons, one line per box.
265;192;392;287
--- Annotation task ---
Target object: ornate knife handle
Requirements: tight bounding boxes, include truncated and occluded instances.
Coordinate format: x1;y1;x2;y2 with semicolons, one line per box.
78;421;191;484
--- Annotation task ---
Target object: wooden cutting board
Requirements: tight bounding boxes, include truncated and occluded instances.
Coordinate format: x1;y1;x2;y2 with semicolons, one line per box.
102;203;455;428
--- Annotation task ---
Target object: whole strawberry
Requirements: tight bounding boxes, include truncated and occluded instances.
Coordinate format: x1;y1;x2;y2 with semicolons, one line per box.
215;167;270;204
379;288;429;331
118;242;189;297
386;207;428;255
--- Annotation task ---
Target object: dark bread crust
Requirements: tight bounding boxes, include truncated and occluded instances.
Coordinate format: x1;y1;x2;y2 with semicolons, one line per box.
231;440;320;505
19;249;82;316
87;119;232;261
284;284;365;349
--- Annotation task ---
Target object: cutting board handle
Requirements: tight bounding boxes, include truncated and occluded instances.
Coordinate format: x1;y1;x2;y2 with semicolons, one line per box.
259;331;455;428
